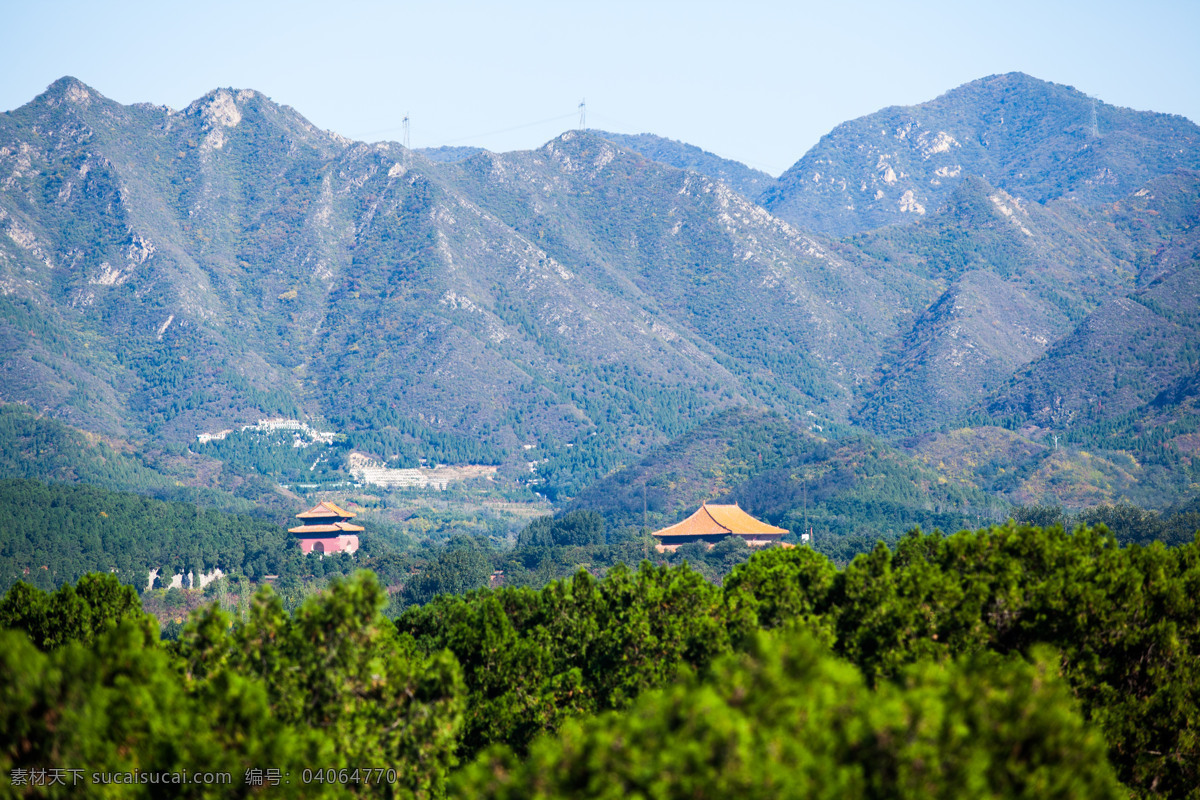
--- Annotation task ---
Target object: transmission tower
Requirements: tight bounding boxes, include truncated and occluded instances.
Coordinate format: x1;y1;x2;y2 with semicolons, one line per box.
578;99;586;130
402;113;410;149
1090;99;1099;138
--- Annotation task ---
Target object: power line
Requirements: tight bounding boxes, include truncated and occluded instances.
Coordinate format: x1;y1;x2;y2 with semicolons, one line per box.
354;104;788;176
432;111;578;147
353;110;578;149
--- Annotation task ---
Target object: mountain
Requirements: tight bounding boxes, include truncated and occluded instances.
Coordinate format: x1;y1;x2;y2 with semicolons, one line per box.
423;133;774;198
854;268;1068;435
1097;168;1200;287
907;425;1151;509
0;77;349;438
591;131;774;198
845;174;1141;435
760;72;1200;235
985;259;1200;432
1;75;1197;516
982;170;1200;433
0;402;301;515
415;145;487;163
0;79;921;498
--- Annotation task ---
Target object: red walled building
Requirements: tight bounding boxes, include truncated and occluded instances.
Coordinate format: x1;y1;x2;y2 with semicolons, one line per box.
288;501;363;555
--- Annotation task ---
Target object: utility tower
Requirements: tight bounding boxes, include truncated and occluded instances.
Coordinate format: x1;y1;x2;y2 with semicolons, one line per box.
402;113;410;149
578;99;586;130
1090;99;1100;138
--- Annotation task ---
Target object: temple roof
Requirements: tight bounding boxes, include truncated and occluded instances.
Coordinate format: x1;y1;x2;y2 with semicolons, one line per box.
289;521;365;534
652;503;787;538
296;501;356;520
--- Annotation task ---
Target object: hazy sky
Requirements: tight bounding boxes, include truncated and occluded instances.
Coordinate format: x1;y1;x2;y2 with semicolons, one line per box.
4;1;1197;176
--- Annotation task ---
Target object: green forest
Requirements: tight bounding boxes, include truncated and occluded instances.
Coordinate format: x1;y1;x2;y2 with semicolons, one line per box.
2;522;1197;798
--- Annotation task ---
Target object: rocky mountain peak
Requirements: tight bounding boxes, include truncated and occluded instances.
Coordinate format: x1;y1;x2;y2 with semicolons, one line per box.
36;76;99;109
762;72;1200;236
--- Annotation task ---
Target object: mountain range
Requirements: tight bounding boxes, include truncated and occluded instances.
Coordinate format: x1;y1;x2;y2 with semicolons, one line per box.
1;72;1197;527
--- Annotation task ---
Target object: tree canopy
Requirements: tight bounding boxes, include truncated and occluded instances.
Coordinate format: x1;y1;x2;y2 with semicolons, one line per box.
0;523;1197;798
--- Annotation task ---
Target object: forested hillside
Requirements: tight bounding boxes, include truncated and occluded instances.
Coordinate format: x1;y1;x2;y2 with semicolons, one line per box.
566;408;1009;552
591;130;774;198
4;73;1197;515
3;523;1197;798
0;402;296;513
0;78;907;497
0;478;295;590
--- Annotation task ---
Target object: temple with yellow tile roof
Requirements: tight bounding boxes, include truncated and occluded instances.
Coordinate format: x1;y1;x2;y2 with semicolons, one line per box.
288;501;363;555
651;502;787;553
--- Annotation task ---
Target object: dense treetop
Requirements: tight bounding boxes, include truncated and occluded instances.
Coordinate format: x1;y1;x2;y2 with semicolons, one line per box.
2;522;1196;797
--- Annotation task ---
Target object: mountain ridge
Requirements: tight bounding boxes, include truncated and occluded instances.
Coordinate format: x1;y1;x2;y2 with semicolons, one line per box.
2;74;1197;511
761;72;1200;235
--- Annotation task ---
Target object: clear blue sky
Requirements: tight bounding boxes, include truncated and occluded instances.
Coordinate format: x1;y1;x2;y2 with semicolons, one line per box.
4;0;1197;176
